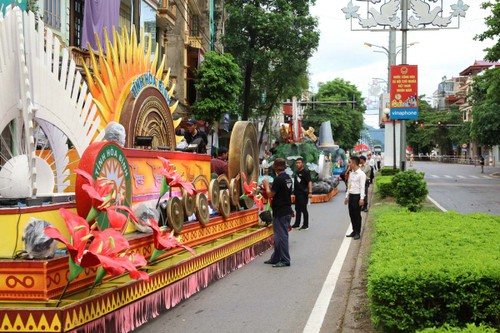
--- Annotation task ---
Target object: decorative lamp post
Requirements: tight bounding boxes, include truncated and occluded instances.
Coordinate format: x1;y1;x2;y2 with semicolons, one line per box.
384;107;396;170
342;0;469;170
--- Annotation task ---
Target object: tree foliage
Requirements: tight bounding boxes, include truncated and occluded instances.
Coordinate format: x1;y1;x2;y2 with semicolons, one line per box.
406;97;471;155
192;52;242;125
474;1;500;62
302;79;366;150
223;0;319;121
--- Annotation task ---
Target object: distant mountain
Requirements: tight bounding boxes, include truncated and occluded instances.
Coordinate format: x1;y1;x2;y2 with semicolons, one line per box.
365;124;385;149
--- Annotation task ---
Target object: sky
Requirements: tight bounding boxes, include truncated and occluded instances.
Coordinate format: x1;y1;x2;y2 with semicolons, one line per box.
308;0;494;128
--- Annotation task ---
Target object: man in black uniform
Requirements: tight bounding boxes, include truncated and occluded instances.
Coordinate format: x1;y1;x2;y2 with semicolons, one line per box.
291;157;312;230
184;118;208;154
262;158;293;267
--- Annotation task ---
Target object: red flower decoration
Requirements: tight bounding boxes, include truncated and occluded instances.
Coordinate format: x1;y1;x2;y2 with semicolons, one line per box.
81;229;149;282
158;157;196;196
106;205;140;232
44;208;98;266
241;172;257;198
148;218;195;255
75;168;115;210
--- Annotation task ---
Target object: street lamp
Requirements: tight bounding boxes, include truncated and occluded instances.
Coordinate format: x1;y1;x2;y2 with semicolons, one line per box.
384;107;396;170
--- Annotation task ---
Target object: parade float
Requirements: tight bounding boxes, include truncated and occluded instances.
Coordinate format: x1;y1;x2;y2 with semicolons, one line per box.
0;7;269;332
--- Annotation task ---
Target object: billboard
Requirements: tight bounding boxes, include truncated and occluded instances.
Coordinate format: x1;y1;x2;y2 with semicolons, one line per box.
390;65;418;120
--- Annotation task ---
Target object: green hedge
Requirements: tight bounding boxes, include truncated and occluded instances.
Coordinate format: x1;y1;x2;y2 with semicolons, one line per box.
417;323;498;333
375;175;394;198
380;167;400;176
368;211;500;332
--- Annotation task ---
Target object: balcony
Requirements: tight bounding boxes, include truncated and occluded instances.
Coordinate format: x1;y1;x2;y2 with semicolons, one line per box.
187;36;202;49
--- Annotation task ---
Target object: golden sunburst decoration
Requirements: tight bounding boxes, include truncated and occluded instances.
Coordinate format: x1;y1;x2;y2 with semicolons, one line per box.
82;26;181;136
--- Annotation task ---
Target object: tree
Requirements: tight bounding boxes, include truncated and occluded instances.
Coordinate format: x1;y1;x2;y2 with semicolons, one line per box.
302;79;365;149
192;52;242;126
474;1;500;62
406;97;471;155
223;0;319;122
469;68;500;147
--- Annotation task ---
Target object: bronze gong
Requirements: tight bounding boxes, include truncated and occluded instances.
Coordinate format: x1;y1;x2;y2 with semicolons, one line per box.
195;192;210;226
167;196;184;234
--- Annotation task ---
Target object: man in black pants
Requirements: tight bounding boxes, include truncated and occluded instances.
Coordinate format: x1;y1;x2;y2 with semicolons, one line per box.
262;158;293;267
291;157;312;230
344;156;366;240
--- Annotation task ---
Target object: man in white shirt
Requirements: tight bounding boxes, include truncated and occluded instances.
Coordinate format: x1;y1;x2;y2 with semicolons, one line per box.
369;153;377;171
343;156;366;240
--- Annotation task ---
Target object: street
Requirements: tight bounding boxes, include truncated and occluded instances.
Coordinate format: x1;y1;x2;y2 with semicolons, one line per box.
411;161;500;215
133;161;500;333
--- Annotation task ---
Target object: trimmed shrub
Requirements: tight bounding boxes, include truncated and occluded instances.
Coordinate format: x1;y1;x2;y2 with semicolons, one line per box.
391;169;428;211
380;167;400;176
375;175;394;198
368;211;500;332
417;323;498;333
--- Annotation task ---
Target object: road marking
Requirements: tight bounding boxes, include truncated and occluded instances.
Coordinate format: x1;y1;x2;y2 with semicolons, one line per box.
428;195;447;212
431;174;439;178
469;175;480;179
481;175;492;179
303;227;352;333
457;175;466;179
444;175;453;179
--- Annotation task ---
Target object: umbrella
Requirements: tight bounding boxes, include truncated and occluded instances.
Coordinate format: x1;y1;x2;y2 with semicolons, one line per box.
354;144;370;152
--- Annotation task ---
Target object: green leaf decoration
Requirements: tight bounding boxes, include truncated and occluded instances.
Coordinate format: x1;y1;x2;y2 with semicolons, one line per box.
149;248;166;263
68;256;84;282
93;266;107;286
159;177;170;198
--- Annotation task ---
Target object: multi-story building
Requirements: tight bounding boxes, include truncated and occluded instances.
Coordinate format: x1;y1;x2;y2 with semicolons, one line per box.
35;0;210;116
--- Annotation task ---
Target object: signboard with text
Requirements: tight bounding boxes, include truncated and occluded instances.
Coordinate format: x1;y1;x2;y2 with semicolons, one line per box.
390;65;418;120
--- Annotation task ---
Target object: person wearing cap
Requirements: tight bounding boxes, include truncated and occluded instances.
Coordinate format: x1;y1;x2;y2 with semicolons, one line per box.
262;158;293;267
184;118;208;154
291;157;312;230
344;156;366;240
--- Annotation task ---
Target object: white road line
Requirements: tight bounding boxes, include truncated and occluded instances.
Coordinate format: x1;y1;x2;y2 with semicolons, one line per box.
481;175;492;179
444;175;453;179
303;226;352;333
457;175;466;179
428;195;447;212
431;174;439;178
469;175;480;179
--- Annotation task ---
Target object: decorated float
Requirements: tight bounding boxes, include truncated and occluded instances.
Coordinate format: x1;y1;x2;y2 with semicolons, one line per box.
0;7;269;332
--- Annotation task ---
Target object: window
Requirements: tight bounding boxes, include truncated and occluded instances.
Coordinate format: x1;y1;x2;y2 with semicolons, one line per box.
71;0;85;46
190;14;199;37
43;0;61;30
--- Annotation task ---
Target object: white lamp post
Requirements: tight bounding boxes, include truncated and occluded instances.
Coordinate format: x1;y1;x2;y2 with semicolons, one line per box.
384;108;397;170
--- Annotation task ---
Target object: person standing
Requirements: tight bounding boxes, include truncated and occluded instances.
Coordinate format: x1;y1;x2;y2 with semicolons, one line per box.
210;146;228;176
480;155;485;173
344;156;366;240
262;158;293;267
184;118;208;154
291;157;313;230
376;153;382;170
359;155;372;212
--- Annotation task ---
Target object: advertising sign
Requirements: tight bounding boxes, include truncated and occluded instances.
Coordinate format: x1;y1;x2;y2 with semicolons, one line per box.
390;65;418;120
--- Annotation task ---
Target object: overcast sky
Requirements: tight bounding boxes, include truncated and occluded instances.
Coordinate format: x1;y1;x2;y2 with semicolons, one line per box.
308;0;494;127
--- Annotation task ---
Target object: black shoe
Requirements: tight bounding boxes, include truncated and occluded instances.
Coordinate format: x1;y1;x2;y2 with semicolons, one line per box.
346;232;355;237
291;224;300;229
264;260;277;264
272;261;290;267
299;226;309;230
353;234;360;240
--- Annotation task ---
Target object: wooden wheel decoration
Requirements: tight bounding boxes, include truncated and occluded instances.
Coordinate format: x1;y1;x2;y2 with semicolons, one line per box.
182;188;196;217
229;178;241;208
167;196;184;233
209;179;220;209
228;121;259;209
195;192;210;226
219;189;231;218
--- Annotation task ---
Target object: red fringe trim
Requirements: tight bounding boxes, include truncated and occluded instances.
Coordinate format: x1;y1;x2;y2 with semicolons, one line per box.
70;237;273;333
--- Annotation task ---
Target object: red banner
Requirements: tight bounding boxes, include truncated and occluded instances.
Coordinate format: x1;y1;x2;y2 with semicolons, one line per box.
390;65;418;120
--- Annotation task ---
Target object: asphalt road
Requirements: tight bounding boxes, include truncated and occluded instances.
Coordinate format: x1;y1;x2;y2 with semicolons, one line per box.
411;161;500;215
133;186;359;333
